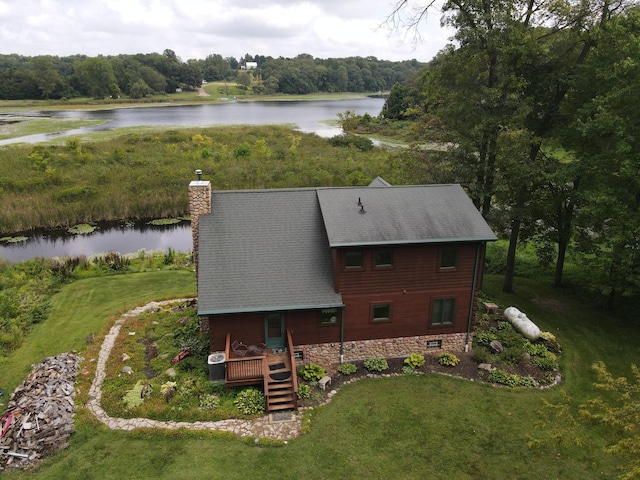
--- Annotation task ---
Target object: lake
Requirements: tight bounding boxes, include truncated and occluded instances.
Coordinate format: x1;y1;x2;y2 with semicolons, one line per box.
0;97;385;262
0;97;385;146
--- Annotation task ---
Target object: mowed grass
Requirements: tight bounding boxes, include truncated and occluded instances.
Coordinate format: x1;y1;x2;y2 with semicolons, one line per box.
2;273;636;479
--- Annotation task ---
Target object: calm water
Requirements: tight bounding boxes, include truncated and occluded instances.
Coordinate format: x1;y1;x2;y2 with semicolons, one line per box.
0;98;385;262
0;97;385;146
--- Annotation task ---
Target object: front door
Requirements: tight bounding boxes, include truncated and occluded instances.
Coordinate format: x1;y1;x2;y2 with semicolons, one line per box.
265;312;285;349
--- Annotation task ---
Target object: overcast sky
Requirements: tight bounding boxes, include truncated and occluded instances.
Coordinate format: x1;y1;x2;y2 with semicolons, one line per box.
0;0;453;62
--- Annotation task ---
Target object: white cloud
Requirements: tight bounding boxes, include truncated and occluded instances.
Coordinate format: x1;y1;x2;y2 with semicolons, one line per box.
0;0;453;61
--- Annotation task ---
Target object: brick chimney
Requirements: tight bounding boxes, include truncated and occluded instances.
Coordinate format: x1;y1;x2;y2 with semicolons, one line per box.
188;169;211;278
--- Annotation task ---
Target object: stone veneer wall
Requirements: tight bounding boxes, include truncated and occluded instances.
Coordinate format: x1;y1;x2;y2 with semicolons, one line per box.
189;179;211;336
295;332;473;370
188;180;211;281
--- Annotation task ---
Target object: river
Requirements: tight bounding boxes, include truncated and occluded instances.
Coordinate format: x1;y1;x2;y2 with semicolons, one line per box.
0;97;385;262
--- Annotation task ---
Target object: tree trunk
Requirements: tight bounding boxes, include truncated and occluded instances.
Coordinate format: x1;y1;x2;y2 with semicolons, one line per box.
503;186;526;293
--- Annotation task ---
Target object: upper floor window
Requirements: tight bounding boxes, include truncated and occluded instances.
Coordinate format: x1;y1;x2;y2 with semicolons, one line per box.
344;250;363;269
374;248;394;268
432;298;455;326
371;303;391;323
439;245;458;270
320;307;339;325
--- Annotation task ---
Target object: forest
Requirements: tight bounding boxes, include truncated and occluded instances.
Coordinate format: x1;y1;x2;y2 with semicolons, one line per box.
0;50;425;100
360;0;640;309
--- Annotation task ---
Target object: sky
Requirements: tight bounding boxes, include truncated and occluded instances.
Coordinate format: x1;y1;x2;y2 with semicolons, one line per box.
0;0;453;62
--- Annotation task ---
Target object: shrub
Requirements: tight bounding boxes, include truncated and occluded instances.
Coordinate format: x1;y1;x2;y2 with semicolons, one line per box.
337;363;357;375
404;353;426;370
497;321;511;330
499;346;525;365
299;363;327;382
474;331;498;347
364;357;389;373
199;394;220;411
297;384;311;400
523;341;549;356
438;352;460;367
402;365;420;376
234;388;266;415
472;348;491;364
533;352;557;371
487;369;520;387
518;376;539;388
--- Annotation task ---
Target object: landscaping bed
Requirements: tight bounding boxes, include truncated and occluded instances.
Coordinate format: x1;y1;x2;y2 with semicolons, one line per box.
95;300;561;418
297;310;562;408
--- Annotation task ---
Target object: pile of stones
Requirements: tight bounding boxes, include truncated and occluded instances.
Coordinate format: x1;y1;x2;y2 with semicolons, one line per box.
0;353;82;472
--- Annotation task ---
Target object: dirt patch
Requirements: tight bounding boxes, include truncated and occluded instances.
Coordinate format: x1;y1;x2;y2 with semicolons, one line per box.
531;296;570;313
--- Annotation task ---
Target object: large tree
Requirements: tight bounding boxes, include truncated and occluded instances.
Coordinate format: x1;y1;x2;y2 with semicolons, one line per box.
73;56;119;99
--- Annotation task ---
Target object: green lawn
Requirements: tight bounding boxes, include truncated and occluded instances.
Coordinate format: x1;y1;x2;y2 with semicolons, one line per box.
1;273;637;479
0;270;195;399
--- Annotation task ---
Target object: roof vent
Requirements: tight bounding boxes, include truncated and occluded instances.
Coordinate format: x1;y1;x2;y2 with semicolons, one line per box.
359;204;366;214
195;169;202;181
357;197;362;206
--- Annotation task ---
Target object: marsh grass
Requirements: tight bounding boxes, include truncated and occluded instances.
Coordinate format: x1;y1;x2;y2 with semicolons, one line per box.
0;125;397;234
0;118;105;140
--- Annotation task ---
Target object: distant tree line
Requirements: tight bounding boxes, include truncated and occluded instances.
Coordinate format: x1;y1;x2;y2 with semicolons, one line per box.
0;49;426;100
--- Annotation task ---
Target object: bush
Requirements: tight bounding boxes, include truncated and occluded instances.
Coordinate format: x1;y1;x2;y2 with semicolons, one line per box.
404;353;426;369
533;352;557;371
472;348;491;364
364;357;389;373
438;352;460;367
234;388;265;415
487;369;520;387
474;331;498;347
499;346;524;366
337;363;357;375
199;394;220;411
299;363;327;382
297;384;311;400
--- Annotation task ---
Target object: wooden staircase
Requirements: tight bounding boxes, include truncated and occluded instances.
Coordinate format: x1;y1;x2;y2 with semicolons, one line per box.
265;356;297;412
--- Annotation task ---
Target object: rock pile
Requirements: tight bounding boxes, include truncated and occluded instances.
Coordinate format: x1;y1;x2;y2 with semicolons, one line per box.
0;353;82;472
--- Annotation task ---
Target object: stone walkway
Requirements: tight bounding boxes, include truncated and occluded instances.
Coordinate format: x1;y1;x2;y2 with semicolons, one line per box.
86;299;302;441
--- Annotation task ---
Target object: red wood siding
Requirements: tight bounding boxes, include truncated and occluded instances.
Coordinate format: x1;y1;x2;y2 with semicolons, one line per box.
336;243;481;341
206;243;485;351
208;310;340;351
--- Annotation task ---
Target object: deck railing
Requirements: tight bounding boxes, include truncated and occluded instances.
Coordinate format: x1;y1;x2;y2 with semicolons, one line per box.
286;329;298;404
224;332;265;387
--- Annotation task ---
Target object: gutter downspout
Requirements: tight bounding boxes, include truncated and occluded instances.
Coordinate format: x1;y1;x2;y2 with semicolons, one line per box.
340;307;345;363
466;243;482;352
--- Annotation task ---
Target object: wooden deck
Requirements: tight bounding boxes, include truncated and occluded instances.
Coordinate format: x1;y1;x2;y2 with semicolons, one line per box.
224;332;298;411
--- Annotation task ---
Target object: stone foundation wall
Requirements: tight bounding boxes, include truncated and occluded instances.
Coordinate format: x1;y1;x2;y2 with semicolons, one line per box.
295;333;473;370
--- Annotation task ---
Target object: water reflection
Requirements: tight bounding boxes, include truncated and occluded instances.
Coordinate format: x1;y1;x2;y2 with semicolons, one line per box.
0;221;192;263
0;98;385;261
0;97;385;146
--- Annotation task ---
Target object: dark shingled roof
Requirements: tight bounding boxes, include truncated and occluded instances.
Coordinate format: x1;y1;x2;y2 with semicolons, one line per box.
197;188;344;316
316;184;497;247
197;183;496;315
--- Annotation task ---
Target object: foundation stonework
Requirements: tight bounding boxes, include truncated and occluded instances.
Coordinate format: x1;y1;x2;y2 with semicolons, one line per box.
295;333;473;370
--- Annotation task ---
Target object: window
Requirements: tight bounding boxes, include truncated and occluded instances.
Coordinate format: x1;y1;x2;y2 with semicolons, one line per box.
432;298;455;326
372;303;391;323
375;248;394;267
439;245;458;270
320;308;339;325
344;250;363;269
